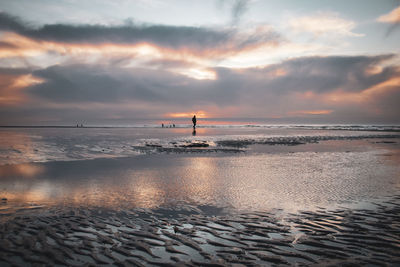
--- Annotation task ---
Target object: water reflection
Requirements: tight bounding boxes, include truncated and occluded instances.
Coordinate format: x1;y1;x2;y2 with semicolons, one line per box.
0;139;399;212
0;130;36;165
0;156;221;209
0;163;45;178
129;174;165;209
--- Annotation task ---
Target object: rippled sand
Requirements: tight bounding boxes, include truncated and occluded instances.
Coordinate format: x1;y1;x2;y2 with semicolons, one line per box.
0;196;399;266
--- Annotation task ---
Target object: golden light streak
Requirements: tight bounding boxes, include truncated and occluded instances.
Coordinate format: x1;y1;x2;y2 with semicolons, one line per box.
166;111;208;118
0;30;279;71
0;33;209;65
288;110;333;116
174;68;217;80
12;74;44;88
0;73;44;105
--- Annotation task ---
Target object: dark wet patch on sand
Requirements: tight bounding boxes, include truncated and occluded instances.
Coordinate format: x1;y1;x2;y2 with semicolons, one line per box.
0;197;399;266
134;134;400;154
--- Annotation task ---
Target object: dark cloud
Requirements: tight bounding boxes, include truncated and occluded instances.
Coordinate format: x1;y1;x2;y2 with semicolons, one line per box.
234;54;398;94
0;12;279;53
369;82;400;118
28;64;232;105
231;0;249;25
1;54;399;124
28;54;398;101
0;12;27;33
27;54;399;105
0;67;32;75
217;0;250;26
30;65;166;103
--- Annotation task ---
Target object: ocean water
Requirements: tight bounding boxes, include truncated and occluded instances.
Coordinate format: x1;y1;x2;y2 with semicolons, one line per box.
0;125;399;212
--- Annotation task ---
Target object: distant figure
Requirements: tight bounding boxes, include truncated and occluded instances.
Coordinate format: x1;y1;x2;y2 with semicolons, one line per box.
192;115;197;129
173;124;175;128
76;124;79;128
162;123;164;128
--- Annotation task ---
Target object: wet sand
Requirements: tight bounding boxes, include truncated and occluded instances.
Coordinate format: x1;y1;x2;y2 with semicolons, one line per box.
0;196;399;266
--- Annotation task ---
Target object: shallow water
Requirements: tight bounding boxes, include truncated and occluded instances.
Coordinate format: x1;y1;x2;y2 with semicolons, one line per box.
0;126;399;165
0;126;399;213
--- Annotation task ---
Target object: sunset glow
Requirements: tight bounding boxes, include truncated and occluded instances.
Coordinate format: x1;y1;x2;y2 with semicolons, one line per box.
288;110;334;116
0;2;400;266
167;111;208;119
0;1;398;125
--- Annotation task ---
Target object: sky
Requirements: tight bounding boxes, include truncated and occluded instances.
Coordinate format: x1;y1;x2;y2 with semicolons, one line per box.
0;0;399;125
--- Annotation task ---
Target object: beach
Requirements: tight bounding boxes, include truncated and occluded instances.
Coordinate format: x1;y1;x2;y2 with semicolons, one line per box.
2;0;400;265
0;125;399;266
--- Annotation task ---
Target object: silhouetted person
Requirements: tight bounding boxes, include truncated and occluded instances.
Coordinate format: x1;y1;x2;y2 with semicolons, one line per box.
162;123;164;128
173;124;175;128
192;115;197;129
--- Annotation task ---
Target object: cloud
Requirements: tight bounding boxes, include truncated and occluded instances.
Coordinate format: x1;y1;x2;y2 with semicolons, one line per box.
377;6;400;24
27;64;238;108
288;12;364;37
231;54;398;94
0;54;388;123
0;67;42;106
0;12;279;58
377;6;400;37
216;0;251;26
0;8;399;125
231;0;249;25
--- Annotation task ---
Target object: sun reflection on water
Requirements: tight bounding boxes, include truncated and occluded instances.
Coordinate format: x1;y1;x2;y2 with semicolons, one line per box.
0;132;399;212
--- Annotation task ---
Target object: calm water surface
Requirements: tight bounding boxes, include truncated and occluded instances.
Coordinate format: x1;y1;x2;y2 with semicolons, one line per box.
0;127;399;212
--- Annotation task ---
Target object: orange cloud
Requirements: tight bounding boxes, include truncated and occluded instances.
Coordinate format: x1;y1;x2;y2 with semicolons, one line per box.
377;6;400;23
291;74;399;119
12;74;44;88
0;30;277;69
0;73;44;105
320;75;400;105
288;110;333;116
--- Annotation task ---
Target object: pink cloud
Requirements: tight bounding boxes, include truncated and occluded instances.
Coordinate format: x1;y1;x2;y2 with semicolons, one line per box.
377;6;400;24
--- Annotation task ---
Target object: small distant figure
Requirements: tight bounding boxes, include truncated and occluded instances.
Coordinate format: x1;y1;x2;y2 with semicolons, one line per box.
76;124;79;128
173;124;175;128
162;123;164;128
192;115;197;129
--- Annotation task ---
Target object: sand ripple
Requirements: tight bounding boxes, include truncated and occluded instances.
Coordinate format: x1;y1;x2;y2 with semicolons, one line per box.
0;197;399;266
